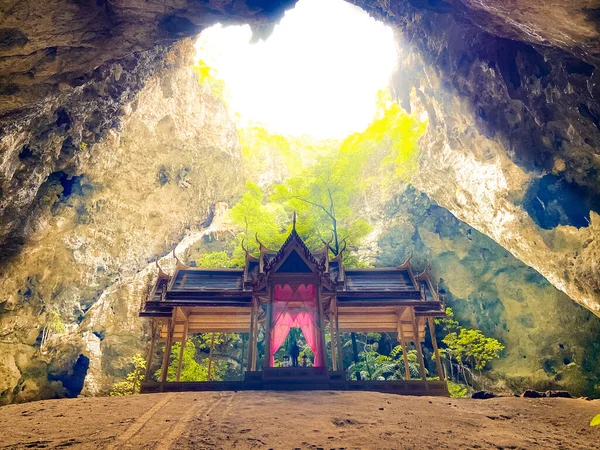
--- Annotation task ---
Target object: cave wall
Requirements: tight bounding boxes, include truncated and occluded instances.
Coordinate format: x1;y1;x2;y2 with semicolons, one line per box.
350;0;600;315
0;40;243;403
0;0;295;261
0;0;297;114
373;187;600;396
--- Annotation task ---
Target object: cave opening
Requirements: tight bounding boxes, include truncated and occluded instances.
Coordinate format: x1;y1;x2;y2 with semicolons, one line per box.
48;354;90;398
194;0;398;140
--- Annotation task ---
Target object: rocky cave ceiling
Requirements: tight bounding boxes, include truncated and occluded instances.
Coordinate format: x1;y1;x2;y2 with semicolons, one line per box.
0;0;599;401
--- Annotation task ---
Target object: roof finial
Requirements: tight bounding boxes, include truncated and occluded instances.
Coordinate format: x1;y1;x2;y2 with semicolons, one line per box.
292;210;297;231
172;249;190;269
155;257;168;278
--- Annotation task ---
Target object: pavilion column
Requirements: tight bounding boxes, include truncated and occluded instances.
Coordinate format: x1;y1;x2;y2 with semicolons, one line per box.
160;314;175;383
176;313;189;382
247;298;258;372
428;317;444;380
410;307;428;383
334;297;343;372
144;318;158;382
329;312;337;371
397;310;411;381
207;333;215;381
251;300;259;371
316;282;327;368
263;286;273;369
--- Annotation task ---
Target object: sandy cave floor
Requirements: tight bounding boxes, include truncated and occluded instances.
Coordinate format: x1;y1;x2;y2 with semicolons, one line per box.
0;391;598;449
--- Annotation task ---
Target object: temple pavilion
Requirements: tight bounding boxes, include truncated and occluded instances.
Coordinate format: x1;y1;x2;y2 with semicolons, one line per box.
140;223;448;396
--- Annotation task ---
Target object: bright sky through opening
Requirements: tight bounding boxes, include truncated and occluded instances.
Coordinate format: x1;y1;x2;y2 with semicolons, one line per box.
194;0;397;140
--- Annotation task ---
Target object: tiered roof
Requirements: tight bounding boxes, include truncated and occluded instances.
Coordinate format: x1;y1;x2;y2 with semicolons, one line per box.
141;226;445;320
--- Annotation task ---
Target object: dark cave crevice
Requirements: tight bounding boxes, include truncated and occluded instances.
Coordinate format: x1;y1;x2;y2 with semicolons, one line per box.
47;354;90;398
523;174;600;229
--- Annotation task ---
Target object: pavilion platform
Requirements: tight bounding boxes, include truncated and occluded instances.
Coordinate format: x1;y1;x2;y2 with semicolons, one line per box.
140;368;449;396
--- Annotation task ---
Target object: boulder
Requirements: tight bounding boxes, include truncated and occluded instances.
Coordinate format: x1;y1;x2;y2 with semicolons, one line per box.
472;391;495;399
522;390;546;398
545;390;573;398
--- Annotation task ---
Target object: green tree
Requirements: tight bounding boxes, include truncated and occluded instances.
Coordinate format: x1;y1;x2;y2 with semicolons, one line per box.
435;307;504;389
157;341;224;382
228;91;425;267
40;309;66;354
229;180;290;266
110;353;146;396
270;149;372;260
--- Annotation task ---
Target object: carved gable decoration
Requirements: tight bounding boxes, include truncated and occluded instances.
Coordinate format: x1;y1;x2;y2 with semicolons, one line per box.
265;229;324;274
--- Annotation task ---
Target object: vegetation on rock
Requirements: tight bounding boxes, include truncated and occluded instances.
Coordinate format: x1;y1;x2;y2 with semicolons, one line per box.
110;354;146;396
436;308;504;390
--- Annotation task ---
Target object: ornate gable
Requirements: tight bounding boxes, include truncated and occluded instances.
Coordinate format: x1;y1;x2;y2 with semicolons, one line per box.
264;228;325;274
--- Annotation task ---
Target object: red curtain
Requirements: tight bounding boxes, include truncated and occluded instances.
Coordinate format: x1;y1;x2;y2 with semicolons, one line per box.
269;284;321;367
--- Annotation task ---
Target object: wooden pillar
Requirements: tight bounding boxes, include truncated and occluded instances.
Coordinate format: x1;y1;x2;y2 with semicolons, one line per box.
316;282;327;368
428;317;444;380
176;315;188;382
410;307;427;382
247;298;257;372
329;312;337;371
263;285;273;369
251;299;259;371
334;297;343;372
160;315;175;383
397;310;411;381
207;333;215;381
144;319;158;382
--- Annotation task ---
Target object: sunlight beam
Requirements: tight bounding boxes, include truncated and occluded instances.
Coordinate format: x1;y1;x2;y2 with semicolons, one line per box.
194;0;397;140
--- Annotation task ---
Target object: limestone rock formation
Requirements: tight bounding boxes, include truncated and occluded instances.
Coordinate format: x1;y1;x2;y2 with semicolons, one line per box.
351;0;600;314
372;187;600;396
0;0;296;114
0;40;243;403
0;0;599;402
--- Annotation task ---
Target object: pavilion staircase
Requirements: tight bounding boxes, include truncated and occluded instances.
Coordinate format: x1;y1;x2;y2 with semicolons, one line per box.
254;367;332;390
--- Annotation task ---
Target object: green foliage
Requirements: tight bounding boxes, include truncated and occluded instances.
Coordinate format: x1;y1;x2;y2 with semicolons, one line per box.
196;251;234;268
194;59;226;99
447;380;468;398
238;127;331;177
339;90;426;180
46;309;66;334
229;181;289;266
347;339;422;381
270;147;373;258
442;328;504;371
435;307;504;390
435;307;461;333
156;340;225;382
158;334;242;382
110;353;146;396
225;90;426;267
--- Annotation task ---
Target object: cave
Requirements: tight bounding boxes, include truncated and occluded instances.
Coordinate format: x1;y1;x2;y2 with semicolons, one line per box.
48;355;90;398
523;173;600;229
0;0;599;439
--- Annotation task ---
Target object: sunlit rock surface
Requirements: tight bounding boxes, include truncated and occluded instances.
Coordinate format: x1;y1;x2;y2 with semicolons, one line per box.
0;41;242;403
351;0;600;314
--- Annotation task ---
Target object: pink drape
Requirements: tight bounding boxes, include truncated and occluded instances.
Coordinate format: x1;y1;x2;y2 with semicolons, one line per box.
269;284;321;367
